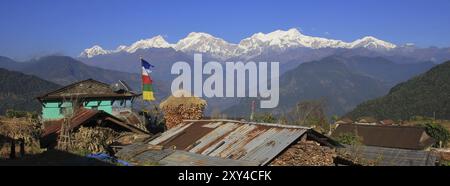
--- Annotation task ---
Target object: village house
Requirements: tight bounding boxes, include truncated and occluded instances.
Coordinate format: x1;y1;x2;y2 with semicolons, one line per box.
332;124;438;166
354;117;378;125
36;79;138;121
36;79;149;148
378;119;395;126
332;124;436;150
334;118;397;126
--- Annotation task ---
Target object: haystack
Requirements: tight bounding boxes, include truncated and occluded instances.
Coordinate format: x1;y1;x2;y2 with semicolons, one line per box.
0;116;41;158
160;90;206;129
0;116;40;143
69;126;120;154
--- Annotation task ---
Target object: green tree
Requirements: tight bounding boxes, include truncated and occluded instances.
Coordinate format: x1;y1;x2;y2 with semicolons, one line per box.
287;99;330;133
331;115;339;123
420;123;450;147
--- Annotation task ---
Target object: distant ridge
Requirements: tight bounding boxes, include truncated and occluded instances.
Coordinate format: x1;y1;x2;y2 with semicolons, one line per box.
346;60;450;120
0;68;61;114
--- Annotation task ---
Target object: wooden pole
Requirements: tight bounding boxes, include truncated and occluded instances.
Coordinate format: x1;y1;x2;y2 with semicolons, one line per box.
19;138;25;157
9;139;16;159
250;100;255;121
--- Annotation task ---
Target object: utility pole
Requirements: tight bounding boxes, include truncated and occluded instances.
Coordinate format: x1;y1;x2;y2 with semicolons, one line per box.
433;111;436;121
250;100;255;121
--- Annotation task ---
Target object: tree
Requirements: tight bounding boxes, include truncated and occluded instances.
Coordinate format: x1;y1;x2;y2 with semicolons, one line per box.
420;123;450;148
331;115;339;123
287;99;330;133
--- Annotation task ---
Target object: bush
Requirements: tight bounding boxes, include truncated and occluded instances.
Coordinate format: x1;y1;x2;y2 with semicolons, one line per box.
420;123;450;147
335;133;362;146
5;109;38;120
253;113;277;123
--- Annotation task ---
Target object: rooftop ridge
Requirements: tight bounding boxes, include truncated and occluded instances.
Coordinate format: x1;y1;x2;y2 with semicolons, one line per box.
182;119;311;129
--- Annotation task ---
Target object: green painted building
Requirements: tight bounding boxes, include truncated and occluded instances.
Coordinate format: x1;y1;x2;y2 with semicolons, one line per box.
37;79;138;121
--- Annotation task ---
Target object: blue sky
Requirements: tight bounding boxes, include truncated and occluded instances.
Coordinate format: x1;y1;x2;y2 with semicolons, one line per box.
1;0;449;60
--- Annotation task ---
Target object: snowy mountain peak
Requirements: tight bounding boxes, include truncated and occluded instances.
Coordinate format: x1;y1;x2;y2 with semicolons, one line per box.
115;45;127;52
236;28;346;57
269;28;302;38
174;32;237;59
79;45;110;58
248;28;302;42
361;36;377;40
287;28;302;34
125;35;173;53
80;36;173;58
185;32;215;39
350;36;397;50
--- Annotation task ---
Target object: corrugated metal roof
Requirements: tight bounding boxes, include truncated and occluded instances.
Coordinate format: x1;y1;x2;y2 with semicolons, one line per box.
338;145;438;166
42;109;147;138
133;149;176;164
159;150;259;166
41;109;100;137
41;109;148;148
148;119;309;165
115;143;259;166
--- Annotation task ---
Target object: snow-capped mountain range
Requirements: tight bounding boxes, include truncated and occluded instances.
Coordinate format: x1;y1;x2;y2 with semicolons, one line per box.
80;28;397;59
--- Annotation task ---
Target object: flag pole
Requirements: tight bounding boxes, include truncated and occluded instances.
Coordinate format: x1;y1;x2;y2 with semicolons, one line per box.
140;56;148;126
139;56;143;114
140;56;155;116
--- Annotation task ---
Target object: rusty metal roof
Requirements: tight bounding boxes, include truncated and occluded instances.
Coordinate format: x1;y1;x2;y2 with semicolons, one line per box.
159;150;259;166
148;119;309;165
41;109;100;137
115;143;259;166
41;108;148;148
